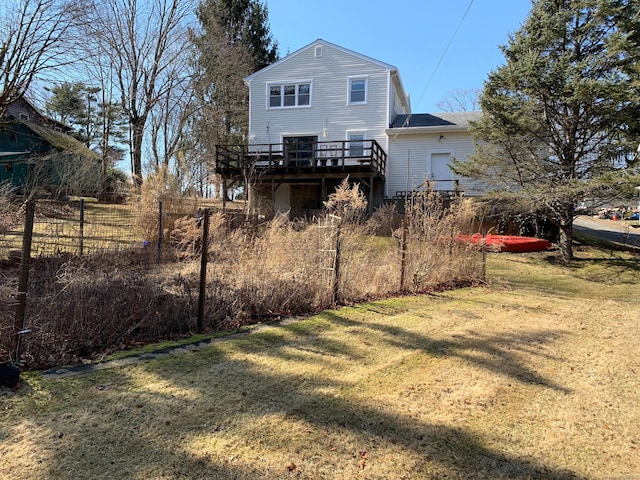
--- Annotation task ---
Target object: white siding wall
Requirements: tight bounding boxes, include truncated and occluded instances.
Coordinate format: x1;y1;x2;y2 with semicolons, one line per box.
247;42;391;148
386;131;486;197
388;84;409;126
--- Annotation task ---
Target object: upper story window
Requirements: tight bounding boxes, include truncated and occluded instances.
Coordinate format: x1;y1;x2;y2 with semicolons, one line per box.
268;82;311;108
348;77;368;105
19;113;29;121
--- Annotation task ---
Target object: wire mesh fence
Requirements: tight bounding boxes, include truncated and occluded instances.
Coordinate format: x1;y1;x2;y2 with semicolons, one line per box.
0;197;485;369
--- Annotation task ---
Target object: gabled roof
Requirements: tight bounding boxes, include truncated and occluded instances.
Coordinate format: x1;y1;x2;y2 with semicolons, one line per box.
244;38;399;83
388;111;482;133
5;95;71;132
23;120;97;158
244;38;411;113
2;119;99;160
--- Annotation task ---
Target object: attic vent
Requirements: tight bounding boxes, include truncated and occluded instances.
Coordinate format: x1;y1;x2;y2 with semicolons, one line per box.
315;46;322;58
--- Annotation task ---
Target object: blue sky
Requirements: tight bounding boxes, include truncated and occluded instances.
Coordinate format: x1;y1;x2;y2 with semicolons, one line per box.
264;0;532;113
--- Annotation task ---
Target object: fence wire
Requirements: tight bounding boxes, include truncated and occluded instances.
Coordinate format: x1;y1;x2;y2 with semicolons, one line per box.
0;198;484;369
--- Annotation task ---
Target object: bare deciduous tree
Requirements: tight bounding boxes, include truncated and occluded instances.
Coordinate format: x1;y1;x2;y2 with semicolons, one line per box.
436;88;481;112
84;0;195;191
149;63;195;172
0;0;85;117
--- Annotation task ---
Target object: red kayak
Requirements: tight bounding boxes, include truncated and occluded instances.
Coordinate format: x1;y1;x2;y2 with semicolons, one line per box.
457;234;551;253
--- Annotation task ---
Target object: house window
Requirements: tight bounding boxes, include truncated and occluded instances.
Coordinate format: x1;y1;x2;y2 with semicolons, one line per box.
268;82;311;108
269;86;282;107
19;113;29;121
348;133;365;157
349;77;367;104
315;46;323;57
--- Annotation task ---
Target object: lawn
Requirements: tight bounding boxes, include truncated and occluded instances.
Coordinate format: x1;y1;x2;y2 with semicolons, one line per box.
1;247;639;479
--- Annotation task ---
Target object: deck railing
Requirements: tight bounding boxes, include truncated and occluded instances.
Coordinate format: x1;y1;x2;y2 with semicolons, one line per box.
215;139;387;177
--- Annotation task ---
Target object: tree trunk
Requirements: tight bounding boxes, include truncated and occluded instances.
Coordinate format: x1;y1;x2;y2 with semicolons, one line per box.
558;206;574;261
131;119;145;192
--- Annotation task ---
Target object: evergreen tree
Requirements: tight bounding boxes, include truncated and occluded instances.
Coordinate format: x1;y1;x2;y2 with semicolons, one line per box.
453;0;640;261
45;83;85;125
191;0;277;198
46;81;129;197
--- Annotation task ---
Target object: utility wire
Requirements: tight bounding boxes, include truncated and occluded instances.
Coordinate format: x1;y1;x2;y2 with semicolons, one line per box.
403;0;475;127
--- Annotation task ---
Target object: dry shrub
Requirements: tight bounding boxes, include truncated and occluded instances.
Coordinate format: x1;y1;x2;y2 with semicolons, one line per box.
0;182;18;234
323;177;367;224
366;202;401;236
405;190;481;289
8;189;482;368
209;214;327;316
337;223;400;300
135;168;199;243
18;251;243;367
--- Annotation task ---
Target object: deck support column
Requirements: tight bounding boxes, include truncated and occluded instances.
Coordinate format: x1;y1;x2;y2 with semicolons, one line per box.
321;177;326;204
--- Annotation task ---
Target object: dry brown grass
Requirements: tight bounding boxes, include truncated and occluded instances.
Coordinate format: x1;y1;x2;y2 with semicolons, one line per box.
1;191;481;368
1;247;639;479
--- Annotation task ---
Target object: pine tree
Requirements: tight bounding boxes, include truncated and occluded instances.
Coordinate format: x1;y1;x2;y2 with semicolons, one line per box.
191;0;277;198
453;0;640;261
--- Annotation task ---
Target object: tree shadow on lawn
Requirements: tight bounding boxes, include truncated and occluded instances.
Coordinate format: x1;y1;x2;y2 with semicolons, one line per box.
307;309;572;393
17;367;582;479
20;308;580;479
542;252;640;284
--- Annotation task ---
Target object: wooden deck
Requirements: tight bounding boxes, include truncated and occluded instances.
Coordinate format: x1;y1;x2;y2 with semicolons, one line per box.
215;139;387;181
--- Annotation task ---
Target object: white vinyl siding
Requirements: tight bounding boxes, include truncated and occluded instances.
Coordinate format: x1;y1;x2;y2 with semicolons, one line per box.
247;42;390;149
386;131;486;197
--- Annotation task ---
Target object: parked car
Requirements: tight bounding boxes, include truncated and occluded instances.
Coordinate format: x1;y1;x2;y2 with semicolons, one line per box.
628;212;640;221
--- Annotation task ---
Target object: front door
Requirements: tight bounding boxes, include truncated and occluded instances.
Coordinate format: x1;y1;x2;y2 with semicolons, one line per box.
431;152;454;191
284;136;317;166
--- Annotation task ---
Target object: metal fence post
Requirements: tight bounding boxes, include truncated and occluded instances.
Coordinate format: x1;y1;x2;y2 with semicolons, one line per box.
157;201;163;264
197;208;210;332
400;216;408;290
13;199;35;364
482;227;487;281
79;199;84;255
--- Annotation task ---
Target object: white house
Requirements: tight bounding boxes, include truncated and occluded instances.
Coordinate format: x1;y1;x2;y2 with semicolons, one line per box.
215;39;481;216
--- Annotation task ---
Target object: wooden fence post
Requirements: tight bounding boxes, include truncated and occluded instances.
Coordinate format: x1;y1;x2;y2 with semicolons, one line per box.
13;199;35;364
197;208;210;333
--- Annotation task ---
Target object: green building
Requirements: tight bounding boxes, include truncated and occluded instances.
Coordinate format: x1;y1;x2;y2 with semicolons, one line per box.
0;97;100;194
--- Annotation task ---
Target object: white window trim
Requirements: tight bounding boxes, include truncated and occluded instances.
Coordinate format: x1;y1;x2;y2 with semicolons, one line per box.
266;80;313;109
347;76;368;105
346;130;367;157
